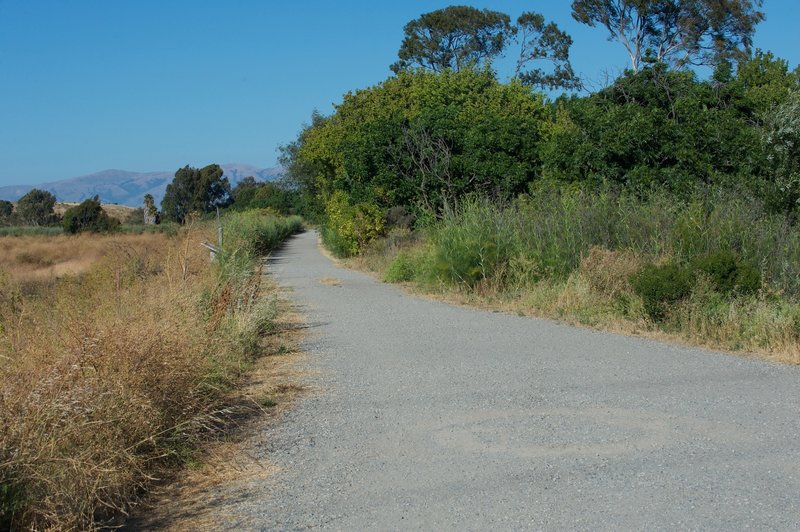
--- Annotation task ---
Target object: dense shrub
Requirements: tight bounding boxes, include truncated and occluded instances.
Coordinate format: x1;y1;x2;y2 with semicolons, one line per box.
289;68;547;215
691;250;761;295
631;263;693;321
322;191;384;257
62;196;120;234
384;251;418;283
425;197;518;287
222;210;303;258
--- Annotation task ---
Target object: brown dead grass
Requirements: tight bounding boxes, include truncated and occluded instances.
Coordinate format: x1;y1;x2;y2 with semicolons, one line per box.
0;232;170;283
124;290;310;531
53;202;136;222
0;219;303;529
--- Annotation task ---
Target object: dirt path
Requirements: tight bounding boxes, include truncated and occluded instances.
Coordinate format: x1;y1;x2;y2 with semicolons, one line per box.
170;230;800;529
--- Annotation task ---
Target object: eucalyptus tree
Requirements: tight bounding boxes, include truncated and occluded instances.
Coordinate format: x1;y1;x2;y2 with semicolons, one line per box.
571;0;764;72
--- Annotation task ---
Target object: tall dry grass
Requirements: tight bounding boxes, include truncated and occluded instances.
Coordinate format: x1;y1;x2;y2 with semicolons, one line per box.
0;212;302;530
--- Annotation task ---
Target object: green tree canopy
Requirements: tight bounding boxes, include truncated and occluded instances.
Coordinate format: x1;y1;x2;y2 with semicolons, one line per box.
391;6;511;74
540;62;764;195
391;6;579;91
571;0;764;72
161;164;231;223
62;196;119;234
513;12;581;90
231;176;259;201
289;69;548;215
16;188;57;226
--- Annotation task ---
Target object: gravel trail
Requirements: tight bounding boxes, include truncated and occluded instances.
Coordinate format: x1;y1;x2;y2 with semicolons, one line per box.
225;230;800;530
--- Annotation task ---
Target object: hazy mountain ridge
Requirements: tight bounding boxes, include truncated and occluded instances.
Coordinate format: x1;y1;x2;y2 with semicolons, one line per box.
0;164;283;207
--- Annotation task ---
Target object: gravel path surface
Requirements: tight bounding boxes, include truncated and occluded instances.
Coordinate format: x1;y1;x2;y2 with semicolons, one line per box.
225;230;800;530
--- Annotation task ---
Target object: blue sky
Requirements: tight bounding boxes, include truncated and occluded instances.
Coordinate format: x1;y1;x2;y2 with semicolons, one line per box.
1;1;798;187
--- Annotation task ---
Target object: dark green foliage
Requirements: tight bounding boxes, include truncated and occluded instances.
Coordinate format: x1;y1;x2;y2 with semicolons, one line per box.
125;207;145;225
231;182;301;215
62;196;120;234
385;206;415;229
571;0;764;72
161;164;232;223
16;189;57;226
541;63;764;196
231;176;259;200
691;251;761;295
0;478;25;531
631;263;693;321
0;200;14;226
292;69;547;216
391;6;511;73
514;12;581;90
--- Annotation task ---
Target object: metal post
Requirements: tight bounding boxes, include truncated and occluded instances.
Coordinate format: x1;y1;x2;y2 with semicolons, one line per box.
216;206;223;248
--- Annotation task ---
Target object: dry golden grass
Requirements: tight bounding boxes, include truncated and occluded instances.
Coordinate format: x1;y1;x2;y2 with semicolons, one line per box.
0;232;170;283
53;202;136;222
0;218;300;530
125;291;310;531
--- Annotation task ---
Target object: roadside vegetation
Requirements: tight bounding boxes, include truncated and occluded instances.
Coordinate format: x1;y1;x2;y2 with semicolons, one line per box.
0;210;302;529
279;3;800;363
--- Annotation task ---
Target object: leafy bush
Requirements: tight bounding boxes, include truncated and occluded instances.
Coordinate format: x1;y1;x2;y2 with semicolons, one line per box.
384;251;418;283
323;191;384;257
762;90;800;211
631;263;693;321
62;196;120;234
691;250;761;295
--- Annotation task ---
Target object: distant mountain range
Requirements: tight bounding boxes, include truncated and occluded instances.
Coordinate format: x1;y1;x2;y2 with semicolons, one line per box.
0;164;283;207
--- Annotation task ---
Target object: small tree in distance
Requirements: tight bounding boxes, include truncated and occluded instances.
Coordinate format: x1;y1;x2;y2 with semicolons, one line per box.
161;164;231;223
16;188;57;226
0;200;14;226
143;193;159;224
63;196;119;234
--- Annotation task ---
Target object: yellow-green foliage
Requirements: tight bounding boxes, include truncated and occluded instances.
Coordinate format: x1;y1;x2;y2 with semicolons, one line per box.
297;69;547;213
323;191;384;256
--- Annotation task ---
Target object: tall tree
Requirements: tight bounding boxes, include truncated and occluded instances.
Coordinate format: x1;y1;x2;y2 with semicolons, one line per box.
391;6;511;73
16;188;56;226
513;12;581;90
571;0;764;72
161;164;231;223
143;193;159;224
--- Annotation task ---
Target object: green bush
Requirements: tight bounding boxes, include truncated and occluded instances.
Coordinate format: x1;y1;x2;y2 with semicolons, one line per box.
691;250;761;295
222;210;303;258
323;191;384;257
426;197;518;287
384;252;418;283
62;196;120;234
631;263;693;321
